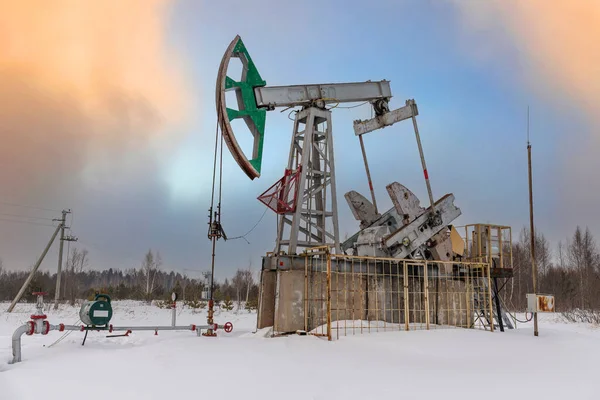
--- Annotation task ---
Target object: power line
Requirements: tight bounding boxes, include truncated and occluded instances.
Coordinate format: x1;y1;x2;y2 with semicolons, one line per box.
0;217;57;228
227;207;269;244
0;212;55;221
0;199;61;213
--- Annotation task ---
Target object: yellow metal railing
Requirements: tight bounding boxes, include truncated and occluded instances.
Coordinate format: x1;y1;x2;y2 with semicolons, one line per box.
302;246;494;340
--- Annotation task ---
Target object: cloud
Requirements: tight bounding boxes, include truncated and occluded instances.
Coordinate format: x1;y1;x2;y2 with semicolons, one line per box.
451;0;600;127
450;0;600;237
0;0;190;203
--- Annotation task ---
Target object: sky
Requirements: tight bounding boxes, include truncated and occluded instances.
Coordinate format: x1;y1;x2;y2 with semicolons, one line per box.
0;0;598;281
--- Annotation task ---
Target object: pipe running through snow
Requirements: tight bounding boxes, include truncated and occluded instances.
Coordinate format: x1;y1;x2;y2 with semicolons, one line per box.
11;322;232;363
11;324;30;364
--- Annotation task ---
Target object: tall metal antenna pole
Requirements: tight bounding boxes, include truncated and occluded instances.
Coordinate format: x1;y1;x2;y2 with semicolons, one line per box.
527;106;539;337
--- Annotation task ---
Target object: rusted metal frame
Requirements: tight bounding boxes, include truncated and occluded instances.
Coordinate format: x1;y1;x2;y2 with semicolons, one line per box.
498;226;504;269
466;268;472;328
478;267;491;330
396;261;402;331
326;250;332;341
274;271;281;334
487;224;492;265
464;225;469;259
424;261;430;330
368;259;371;333
375;259;380;332
358;258;363;334
477;227;482;263
444;272;450;328
509;227;513;270
321;255;326;337
336;256;339;340
404;261;409;331
345;258;349;337
382;260;388;331
328;252;488;266
486;263;495;332
304;256;309;333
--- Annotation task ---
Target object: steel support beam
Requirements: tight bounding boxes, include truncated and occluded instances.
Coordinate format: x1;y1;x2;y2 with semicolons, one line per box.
254;81;391;109
353;99;418;136
274;107;340;255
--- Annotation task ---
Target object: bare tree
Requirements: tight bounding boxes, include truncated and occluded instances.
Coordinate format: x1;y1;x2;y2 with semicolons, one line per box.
568;227;600;309
66;248;89;305
232;269;244;308
142;249;162;303
535;232;552;290
232;266;254;309
557;240;566;269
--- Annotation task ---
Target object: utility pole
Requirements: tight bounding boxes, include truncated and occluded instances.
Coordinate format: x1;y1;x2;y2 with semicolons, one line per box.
53;209;77;309
7;224;62;312
527;106;539;337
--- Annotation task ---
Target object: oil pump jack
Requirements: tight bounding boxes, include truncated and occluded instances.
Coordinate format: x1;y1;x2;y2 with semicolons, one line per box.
215;35;458;260
211;35;514;334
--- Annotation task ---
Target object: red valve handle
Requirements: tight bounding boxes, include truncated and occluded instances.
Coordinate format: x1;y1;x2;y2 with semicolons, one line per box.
32;292;48;296
224;322;233;333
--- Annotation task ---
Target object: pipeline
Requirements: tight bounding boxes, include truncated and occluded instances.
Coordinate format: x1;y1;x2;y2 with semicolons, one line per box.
10;292;233;364
11;325;30;364
12;322;81;364
11;322;233;364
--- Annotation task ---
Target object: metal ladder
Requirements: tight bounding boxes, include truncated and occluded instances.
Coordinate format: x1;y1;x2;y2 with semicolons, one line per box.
472;276;513;331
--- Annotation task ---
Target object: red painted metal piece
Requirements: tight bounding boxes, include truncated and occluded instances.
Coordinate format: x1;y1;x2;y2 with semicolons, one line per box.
26;321;35;336
257;166;302;214
224;322;233;333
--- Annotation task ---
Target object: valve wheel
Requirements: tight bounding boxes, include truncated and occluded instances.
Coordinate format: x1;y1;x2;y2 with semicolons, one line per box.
224;322;233;333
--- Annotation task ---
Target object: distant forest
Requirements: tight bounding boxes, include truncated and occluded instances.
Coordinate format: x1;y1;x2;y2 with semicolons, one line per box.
1;225;599;313
0;249;258;310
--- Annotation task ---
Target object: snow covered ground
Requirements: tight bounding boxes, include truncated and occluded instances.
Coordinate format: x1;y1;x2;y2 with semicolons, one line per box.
1;300;599;400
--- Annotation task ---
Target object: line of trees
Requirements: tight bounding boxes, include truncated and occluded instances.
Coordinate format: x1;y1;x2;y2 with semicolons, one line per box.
0;249;259;309
502;225;600;311
2;224;600;313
